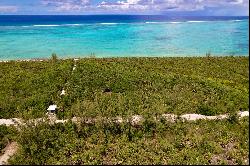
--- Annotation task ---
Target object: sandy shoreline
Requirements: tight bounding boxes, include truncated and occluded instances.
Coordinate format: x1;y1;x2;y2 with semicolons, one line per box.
0;55;249;63
0;58;47;63
0;58;77;63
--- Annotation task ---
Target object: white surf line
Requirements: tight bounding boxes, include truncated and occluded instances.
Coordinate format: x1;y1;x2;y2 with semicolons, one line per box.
0;111;248;127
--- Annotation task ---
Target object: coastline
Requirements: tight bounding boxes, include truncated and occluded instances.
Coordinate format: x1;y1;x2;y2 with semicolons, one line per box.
0;14;248;165
0;54;249;63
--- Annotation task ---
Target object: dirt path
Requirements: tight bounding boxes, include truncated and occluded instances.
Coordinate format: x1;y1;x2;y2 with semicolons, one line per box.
0;111;248;164
0;142;18;165
0;111;249;127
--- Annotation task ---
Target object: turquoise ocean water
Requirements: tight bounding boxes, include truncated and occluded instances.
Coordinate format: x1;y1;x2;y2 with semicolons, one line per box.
0;16;248;60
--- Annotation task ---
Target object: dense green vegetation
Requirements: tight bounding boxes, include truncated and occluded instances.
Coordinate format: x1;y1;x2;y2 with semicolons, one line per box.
0;56;249;165
8;117;249;165
0;125;17;155
60;56;249;119
0;56;248;119
0;58;73;119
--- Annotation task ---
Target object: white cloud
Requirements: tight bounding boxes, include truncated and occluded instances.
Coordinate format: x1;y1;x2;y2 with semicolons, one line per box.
0;5;17;13
41;0;249;14
42;0;90;11
97;0;152;11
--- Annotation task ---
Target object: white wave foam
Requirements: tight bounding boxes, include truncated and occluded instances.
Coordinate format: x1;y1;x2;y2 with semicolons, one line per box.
169;21;181;24
187;21;208;23
33;25;60;27
145;22;159;24
100;23;118;25
63;24;82;26
33;24;84;27
233;20;242;22
146;21;182;24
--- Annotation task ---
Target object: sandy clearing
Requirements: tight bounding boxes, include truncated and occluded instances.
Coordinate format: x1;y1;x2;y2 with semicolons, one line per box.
0;111;248;127
0;142;18;165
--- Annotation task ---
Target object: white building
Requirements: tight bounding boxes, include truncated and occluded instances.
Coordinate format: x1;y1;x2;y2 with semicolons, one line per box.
47;105;57;113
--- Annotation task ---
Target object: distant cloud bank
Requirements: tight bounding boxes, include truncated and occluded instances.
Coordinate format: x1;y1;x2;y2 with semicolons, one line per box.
0;5;17;13
0;0;249;15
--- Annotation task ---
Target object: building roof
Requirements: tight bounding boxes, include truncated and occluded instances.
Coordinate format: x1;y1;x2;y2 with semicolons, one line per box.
47;105;57;111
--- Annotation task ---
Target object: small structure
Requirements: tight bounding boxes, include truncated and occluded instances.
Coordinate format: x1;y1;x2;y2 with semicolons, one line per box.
47;105;57;114
60;89;66;96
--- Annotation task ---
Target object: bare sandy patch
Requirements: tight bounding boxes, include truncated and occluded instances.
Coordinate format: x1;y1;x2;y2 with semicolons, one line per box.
0;142;18;165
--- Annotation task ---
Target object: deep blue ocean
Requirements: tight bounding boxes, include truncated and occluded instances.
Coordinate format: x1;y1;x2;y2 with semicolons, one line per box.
0;15;249;60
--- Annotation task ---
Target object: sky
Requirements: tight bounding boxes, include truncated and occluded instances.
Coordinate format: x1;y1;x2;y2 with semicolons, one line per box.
0;0;249;15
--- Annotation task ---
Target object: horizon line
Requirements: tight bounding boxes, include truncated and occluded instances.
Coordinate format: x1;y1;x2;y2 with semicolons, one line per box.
0;14;249;17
